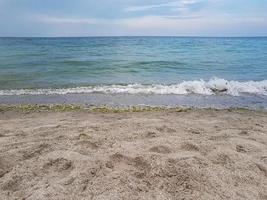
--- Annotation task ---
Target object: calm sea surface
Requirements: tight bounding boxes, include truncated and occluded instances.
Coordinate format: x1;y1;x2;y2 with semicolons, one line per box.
0;37;267;108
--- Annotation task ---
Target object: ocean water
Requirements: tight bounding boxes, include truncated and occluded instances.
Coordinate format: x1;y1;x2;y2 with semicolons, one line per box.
0;37;267;108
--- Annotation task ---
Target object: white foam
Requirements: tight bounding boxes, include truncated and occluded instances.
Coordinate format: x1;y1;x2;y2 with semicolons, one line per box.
1;78;267;96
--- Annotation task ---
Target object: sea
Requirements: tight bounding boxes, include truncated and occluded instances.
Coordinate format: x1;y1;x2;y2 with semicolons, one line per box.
0;37;267;109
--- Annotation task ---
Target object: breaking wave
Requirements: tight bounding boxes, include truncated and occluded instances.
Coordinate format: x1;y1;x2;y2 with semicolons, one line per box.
1;78;267;96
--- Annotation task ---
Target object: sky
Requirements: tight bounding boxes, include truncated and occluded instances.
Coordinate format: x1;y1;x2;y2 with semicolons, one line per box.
0;0;267;37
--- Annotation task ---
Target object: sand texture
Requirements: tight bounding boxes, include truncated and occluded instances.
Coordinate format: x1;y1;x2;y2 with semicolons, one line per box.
0;109;267;200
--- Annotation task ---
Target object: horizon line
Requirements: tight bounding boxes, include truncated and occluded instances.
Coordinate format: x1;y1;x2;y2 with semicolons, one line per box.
1;35;267;38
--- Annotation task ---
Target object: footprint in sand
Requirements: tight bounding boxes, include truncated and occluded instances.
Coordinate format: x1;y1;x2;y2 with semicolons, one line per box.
180;143;199;152
43;158;73;174
189;129;202;135
239;130;249;135
0;174;22;192
108;153;150;171
236;145;248;153
146;131;157;138
77;140;99;150
212;153;234;166
149;145;171;154
22;143;51;160
156;126;176;133
0;157;13;178
255;163;267;177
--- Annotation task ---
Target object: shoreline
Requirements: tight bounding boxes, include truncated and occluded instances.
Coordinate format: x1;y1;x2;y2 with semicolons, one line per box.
0;103;266;113
1;93;267;110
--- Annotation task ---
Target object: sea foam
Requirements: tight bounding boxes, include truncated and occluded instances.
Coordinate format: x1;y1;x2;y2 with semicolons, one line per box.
0;78;267;96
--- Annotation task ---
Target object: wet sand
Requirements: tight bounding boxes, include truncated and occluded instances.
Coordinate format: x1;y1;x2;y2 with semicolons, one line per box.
0;108;267;200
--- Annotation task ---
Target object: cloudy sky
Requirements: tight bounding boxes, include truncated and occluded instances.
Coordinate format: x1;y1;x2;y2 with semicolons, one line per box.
0;0;267;36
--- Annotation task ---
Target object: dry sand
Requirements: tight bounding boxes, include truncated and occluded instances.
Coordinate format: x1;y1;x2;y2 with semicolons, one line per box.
0;109;267;200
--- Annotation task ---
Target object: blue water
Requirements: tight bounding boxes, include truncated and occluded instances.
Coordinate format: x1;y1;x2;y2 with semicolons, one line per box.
1;37;267;88
0;37;267;108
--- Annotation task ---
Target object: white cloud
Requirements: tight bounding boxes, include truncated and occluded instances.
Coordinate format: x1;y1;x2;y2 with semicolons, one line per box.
117;15;267;36
35;15;100;25
124;0;201;12
125;2;178;12
29;13;267;37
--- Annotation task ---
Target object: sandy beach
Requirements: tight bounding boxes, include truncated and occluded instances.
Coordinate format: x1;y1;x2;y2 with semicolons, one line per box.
0;107;267;200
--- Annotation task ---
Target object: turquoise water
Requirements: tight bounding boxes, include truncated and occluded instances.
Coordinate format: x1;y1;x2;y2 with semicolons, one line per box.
0;37;267;108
